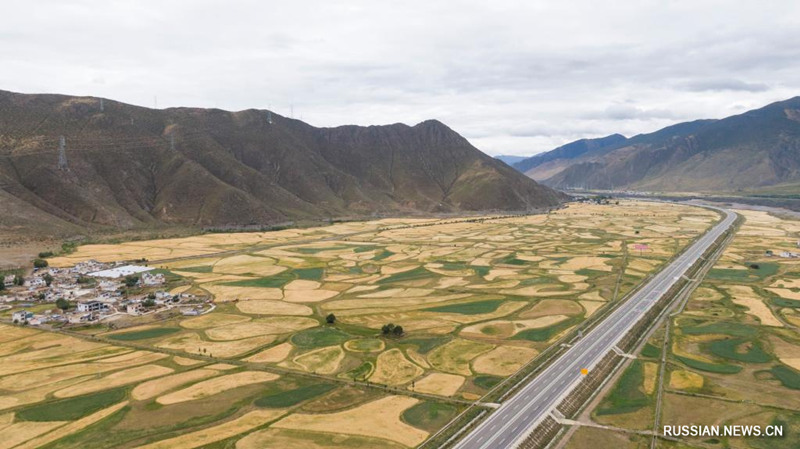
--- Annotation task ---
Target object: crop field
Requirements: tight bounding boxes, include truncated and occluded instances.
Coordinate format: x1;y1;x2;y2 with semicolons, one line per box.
568;208;800;449
8;200;721;447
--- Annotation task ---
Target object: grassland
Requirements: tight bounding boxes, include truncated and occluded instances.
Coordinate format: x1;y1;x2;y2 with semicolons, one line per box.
5;201;720;448
568;208;800;449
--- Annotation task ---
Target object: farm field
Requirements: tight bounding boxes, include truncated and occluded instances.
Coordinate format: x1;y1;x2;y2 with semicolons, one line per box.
4;200;720;448
566;208;800;449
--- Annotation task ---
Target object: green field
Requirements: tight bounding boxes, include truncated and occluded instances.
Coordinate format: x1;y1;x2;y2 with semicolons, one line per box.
16;388;127;421
291;327;352;348
254;383;337;407
423;299;504;315
596;361;651;416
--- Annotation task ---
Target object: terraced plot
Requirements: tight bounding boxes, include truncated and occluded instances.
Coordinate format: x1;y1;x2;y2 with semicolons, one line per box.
20;200;719;447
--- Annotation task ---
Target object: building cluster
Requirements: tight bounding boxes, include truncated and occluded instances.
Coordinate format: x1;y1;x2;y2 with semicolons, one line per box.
765;243;800;259
3;260;200;326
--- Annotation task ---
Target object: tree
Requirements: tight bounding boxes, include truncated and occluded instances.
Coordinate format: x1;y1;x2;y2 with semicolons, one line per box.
381;323;396;336
0;282;5;292
38;251;54;258
56;298;71;311
33;258;48;269
147;292;156;300
77;275;93;284
14;275;23;286
326;313;336;324
43;273;53;287
143;298;156;308
392;325;404;337
124;275;139;288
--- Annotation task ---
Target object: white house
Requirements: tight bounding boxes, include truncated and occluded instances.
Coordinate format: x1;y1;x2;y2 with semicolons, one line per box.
126;303;144;315
141;272;165;286
3;275;15;288
11;310;32;323
25;278;46;288
77;300;106;313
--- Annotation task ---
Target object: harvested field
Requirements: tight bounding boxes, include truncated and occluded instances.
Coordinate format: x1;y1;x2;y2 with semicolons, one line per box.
518;299;583;319
0;420;67;449
245;343;294;363
369;349;424;386
236;428;406;449
157;333;276;358
722;285;783;327
173;356;204;366
54;364;173;398
273;396;428;447
132;369;219;400
292;346;345;375
235;300;313;316
428;339;494;376
668;370;704;390
472;345;539;376
411;373;465;396
180;313;251;329
157;371;279;405
769;335;800;370
205;317;318;340
138;409;288;449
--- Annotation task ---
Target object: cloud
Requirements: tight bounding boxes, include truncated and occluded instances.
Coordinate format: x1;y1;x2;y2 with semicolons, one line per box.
1;0;799;157
682;79;770;92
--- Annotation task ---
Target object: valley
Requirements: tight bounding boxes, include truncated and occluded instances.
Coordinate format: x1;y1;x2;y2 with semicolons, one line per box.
0;200;721;448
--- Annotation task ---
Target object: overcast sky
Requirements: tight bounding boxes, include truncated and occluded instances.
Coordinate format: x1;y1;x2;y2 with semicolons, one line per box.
3;1;800;156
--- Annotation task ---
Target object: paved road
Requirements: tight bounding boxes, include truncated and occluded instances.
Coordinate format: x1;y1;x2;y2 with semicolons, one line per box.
454;205;736;449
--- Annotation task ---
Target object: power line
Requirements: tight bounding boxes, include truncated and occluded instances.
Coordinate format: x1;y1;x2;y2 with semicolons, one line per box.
57;135;68;170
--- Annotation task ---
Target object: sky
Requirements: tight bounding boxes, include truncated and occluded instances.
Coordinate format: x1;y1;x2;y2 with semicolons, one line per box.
3;0;800;156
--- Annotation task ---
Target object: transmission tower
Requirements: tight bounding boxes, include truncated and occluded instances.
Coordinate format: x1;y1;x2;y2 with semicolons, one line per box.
99;98;104;112
267;111;273;125
57;136;68;170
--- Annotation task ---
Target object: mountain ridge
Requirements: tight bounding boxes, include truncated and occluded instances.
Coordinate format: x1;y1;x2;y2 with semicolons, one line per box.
0;90;567;239
515;97;800;192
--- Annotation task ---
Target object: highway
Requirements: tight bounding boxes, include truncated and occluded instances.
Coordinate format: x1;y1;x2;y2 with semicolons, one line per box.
453;205;736;449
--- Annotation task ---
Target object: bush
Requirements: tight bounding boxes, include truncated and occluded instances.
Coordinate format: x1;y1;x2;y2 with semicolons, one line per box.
124;275;140;287
33;259;48;268
38;251;54;258
56;298;71;311
325;313;336;324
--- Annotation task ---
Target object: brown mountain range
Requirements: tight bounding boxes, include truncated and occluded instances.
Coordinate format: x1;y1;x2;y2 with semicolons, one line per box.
0;90;566;240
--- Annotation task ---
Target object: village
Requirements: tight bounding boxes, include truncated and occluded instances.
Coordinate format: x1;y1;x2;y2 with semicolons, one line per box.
1;259;209;327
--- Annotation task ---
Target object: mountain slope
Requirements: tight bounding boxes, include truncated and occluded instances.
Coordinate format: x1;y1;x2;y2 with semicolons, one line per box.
495;155;527;165
529;97;800;193
0;90;566;237
513;134;627;181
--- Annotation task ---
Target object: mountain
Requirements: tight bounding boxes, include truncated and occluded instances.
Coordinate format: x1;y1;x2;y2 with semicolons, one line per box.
524;98;800;193
494;155;528;166
0;90;567;239
512;134;627;180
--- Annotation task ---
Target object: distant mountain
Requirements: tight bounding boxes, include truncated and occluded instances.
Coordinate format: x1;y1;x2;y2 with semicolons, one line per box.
494;155;528;165
513;134;627;180
0;90;567;238
521;97;800;193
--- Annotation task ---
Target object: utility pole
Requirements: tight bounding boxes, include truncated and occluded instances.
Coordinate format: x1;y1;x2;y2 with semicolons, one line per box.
99;98;104;112
57;136;68;170
267;111;273;124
